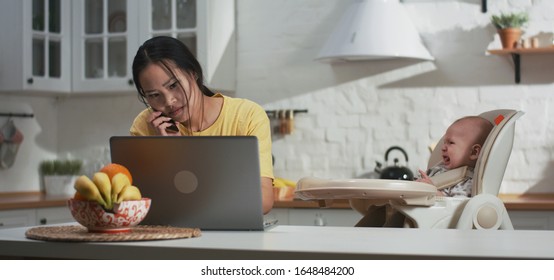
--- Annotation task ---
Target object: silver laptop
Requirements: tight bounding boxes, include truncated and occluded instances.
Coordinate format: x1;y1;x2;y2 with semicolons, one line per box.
109;136;266;230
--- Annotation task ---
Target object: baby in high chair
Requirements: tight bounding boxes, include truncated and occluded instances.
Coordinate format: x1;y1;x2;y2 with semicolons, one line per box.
416;116;494;197
357;115;495;228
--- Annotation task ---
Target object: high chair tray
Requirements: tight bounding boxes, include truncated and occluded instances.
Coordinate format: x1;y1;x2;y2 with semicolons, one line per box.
295;177;437;206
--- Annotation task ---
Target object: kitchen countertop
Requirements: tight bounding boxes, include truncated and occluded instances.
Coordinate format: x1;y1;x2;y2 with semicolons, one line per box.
2;192;554;211
0;192;71;210
1;224;554;259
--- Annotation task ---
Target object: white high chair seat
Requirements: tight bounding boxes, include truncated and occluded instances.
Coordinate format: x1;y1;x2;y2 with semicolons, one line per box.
295;109;524;230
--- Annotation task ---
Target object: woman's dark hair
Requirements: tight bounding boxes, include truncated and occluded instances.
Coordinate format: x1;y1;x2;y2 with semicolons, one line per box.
132;36;215;106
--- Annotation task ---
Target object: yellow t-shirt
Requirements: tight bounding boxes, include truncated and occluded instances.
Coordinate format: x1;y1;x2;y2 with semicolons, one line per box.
130;93;274;179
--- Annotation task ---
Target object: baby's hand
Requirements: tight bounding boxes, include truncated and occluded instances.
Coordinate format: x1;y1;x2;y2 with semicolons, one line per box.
415;169;434;185
415;169;443;196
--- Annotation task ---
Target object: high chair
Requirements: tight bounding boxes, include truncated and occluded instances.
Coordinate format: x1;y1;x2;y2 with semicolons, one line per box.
295;109;524;230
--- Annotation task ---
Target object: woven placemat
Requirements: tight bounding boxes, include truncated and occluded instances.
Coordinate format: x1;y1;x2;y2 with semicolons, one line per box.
25;225;202;242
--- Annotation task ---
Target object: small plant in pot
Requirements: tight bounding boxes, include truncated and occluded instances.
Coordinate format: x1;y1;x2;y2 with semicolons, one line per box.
491;12;529;49
40;159;83;197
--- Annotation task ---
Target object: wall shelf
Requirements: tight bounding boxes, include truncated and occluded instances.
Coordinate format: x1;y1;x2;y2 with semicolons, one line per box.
266;109;308;119
488;46;554;84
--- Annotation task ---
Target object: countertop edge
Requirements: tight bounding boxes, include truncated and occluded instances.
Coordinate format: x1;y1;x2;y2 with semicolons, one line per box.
0;192;70;211
2;192;554;211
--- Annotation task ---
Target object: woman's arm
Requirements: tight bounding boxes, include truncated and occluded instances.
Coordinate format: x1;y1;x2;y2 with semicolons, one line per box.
245;101;275;214
261;177;274;214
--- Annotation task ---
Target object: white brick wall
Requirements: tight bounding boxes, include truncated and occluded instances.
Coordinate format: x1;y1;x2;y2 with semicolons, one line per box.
239;0;554;194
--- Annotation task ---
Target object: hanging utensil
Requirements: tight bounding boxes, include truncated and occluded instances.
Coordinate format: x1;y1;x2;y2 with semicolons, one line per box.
0;118;24;169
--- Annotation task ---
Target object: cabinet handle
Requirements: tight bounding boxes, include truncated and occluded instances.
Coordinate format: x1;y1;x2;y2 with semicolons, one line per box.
314;213;326;226
40;218;47;225
27;78;34;84
0;222;4;227
128;79;134;86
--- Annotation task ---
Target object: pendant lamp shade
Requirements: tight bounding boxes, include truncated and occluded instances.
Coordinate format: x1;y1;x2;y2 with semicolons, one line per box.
317;0;434;62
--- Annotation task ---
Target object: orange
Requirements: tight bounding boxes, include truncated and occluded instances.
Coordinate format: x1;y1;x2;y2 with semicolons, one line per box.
74;191;87;201
99;163;133;185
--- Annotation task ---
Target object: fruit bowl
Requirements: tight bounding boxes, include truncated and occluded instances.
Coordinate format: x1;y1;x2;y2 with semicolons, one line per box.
67;198;151;233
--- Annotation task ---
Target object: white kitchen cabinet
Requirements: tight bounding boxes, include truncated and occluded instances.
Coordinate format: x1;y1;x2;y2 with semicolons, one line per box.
71;0;139;93
1;0;235;95
0;0;72;93
0;207;73;229
271;208;554;229
74;0;236;93
36;206;73;225
288;208;362;227
265;208;290;225
0;209;37;229
138;0;236;92
267;208;362;227
508;211;554;230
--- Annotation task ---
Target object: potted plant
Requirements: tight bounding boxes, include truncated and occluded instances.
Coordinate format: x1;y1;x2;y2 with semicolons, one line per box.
491;12;529;49
39;159;82;197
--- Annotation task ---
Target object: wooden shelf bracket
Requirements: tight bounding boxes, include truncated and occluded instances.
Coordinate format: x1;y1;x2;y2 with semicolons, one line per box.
488;47;554;84
512;53;521;84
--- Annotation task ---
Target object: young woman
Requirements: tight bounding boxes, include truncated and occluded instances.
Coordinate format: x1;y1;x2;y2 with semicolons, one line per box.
130;36;274;214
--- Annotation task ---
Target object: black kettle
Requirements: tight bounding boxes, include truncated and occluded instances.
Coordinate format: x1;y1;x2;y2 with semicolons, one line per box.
374;146;414;180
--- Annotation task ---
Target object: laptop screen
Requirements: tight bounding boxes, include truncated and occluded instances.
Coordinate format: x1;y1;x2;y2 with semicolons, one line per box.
109;136;265;230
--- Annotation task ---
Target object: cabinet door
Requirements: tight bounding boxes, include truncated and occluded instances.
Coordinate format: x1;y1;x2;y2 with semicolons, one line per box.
265;208;290;225
0;0;71;93
36;207;74;225
139;0;199;56
508;211;554;230
0;209;37;229
288;209;362;227
138;0;235;92
72;0;138;93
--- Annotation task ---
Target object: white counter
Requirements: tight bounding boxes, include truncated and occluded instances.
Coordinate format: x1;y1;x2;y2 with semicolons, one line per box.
0;224;553;259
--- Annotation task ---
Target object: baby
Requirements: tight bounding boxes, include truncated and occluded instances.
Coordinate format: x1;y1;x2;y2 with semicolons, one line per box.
356;115;494;228
417;116;494;197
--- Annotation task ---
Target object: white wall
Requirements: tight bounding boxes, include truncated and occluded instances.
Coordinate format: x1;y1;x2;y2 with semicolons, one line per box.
55;95;147;176
0;95;58;192
238;0;554;194
0;93;145;192
1;0;553;194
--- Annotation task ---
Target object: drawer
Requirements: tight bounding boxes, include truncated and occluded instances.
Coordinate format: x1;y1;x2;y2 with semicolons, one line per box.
288;208;362;227
36;207;74;225
508;211;554;230
0;209;36;229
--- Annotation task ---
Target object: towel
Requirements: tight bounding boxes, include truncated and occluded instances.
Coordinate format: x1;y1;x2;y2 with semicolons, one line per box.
0;119;24;168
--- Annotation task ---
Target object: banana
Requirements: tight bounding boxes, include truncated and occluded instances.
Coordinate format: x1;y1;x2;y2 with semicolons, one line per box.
74;175;107;208
274;177;297;188
116;185;142;203
92;172;112;210
273;178;287;188
281;178;297;187
111;173;131;203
